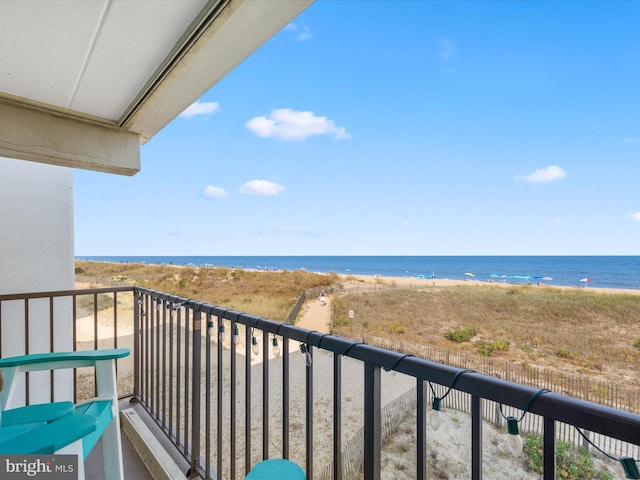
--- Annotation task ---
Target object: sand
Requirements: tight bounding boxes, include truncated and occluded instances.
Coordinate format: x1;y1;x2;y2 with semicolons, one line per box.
73;276;623;479
342;273;640;295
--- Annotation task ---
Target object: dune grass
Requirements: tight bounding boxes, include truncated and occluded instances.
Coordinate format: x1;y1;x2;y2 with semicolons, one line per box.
77;261;640;388
75;260;338;321
331;285;640;388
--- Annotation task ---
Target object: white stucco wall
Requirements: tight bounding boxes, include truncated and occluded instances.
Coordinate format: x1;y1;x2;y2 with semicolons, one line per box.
0;156;75;405
0;157;74;293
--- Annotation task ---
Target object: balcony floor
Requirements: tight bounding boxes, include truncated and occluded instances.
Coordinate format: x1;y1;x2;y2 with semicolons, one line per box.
85;398;189;480
86;428;153;480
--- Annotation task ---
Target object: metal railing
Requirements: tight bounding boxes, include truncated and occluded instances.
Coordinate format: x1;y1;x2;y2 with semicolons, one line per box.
0;287;135;404
133;287;640;480
3;286;640;479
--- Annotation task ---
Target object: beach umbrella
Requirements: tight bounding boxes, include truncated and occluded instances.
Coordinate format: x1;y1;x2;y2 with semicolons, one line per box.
464;272;475;278
490;274;500;278
580;278;592;283
542;277;553;281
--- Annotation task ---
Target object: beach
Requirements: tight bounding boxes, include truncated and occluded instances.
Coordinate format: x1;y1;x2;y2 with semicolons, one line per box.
74;272;623;479
340;272;640;296
76;255;640;292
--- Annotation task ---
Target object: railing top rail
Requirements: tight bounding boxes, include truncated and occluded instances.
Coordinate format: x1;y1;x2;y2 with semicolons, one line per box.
0;286;134;301
135;286;640;446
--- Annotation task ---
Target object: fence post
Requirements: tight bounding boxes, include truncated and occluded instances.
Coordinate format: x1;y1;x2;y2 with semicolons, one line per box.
584;377;589;403
581;429;590;452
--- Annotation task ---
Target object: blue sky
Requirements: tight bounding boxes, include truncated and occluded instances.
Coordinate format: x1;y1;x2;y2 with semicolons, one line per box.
74;1;640;256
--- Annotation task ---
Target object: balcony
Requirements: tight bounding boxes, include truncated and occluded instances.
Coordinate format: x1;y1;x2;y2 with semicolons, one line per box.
2;286;640;480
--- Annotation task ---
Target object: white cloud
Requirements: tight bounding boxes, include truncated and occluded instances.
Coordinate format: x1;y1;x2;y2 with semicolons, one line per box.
179;101;220;119
239;180;285;196
245;108;350;141
516;165;567;184
628;212;640;222
297;26;311;42
549;217;562;225
436;38;457;61
203;185;227;198
622;138;640;143
285;22;311;42
397;220;411;228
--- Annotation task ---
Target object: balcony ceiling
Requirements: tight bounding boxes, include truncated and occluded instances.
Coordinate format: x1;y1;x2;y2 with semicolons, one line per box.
0;0;312;175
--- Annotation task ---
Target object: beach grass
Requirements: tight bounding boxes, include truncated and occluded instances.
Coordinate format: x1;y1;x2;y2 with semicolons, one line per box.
75;260;337;321
76;261;640;388
331;285;640;388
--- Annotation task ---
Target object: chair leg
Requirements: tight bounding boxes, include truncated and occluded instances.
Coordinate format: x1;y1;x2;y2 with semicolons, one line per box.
101;417;124;480
94;358;124;480
57;440;86;480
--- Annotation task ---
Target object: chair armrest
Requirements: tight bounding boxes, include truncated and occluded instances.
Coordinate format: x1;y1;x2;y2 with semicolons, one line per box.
0;414;98;454
0;349;130;372
1;401;75;426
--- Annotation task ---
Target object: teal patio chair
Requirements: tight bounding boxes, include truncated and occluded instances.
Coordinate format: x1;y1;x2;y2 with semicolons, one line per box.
0;349;130;480
245;459;306;479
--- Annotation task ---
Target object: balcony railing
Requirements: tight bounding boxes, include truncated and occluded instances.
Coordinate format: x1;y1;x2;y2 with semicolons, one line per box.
2;286;640;480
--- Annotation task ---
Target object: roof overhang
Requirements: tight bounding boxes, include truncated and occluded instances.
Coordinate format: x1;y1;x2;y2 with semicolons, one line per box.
0;0;313;175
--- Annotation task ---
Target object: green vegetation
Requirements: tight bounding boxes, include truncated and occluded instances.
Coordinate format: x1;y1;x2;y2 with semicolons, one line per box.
446;325;478;343
476;338;510;356
76;293;115;312
556;348;577;359
524;434;613;480
387;320;405;334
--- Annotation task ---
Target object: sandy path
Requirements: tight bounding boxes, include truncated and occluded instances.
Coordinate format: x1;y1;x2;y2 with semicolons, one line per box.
296;295;331;333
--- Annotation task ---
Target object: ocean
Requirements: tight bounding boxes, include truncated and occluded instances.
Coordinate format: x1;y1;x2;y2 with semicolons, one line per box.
75;256;640;291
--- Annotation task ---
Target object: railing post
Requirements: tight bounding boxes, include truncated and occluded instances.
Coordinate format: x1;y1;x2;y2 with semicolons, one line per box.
230;317;237;480
217;314;224;480
204;313;213;480
333;354;343;480
133;290;140;400
161;297;167;429
283;337;290;459
543;417;556;480
416;379;426;480
263;328;270;460
306;345;314;480
363;362;381;480
190;308;203;478
471;395;482;480
155;298;161;418
144;295;150;408
245;323;252;476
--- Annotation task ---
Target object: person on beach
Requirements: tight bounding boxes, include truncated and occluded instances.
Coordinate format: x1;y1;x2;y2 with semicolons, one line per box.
319;289;327;306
